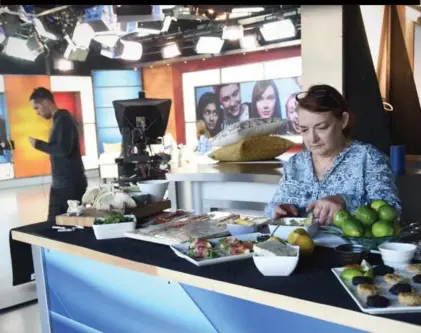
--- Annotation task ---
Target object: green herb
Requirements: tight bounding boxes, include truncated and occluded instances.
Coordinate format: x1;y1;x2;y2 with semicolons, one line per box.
94;213;133;225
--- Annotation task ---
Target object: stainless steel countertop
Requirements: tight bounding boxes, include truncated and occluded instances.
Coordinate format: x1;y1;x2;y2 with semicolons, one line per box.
166;162;283;184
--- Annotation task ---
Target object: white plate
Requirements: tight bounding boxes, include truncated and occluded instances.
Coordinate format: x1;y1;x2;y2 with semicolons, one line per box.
125;212;268;245
332;266;421;314
170;233;265;267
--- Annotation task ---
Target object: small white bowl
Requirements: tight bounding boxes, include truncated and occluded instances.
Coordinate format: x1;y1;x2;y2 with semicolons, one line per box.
253;245;300;277
378;242;417;267
137;180;169;202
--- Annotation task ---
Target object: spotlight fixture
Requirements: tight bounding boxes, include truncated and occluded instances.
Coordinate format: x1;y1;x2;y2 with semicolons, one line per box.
222;25;244;41
119;40;143;61
231;7;264;13
239;34;260;50
161;42;181;59
63;35;89;62
259;19;296;42
72;21;109;49
54;58;74;71
100;39;143;61
196;36;224;54
3;36;43;61
33;18;59;41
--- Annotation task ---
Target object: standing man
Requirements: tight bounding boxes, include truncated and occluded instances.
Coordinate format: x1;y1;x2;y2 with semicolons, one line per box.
28;87;87;223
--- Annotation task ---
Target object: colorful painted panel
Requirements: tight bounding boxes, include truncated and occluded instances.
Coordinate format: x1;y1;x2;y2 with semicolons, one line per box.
4;75;51;178
0;93;11;164
53;92;86;156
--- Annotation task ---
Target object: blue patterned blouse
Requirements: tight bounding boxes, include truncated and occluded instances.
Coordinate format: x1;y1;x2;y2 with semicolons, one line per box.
265;141;401;218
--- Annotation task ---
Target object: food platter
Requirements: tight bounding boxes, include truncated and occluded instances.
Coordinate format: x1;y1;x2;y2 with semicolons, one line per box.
332;266;421;314
125;211;269;245
170;233;264;267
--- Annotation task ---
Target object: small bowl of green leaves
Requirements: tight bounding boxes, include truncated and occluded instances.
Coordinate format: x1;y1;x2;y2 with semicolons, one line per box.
93;213;137;240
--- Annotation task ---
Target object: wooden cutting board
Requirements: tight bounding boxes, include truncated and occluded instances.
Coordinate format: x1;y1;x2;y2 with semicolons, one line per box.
55;200;172;227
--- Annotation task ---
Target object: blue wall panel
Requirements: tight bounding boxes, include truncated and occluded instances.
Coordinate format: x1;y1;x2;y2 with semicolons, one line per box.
92;70;142;154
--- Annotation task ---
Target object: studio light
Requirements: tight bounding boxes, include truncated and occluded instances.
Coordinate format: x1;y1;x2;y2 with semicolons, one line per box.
231;7;264;13
196;36;224;54
222;24;244;41
33;18;58;41
100;39;143;61
259;19;296;42
119;40;143;61
54;58;74;71
3;36;43;61
161;42;181;59
239;34;260;50
63;35;89;62
72;21;108;49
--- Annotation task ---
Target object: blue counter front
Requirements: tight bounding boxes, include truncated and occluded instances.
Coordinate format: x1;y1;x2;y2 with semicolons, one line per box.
36;247;364;333
12;223;421;333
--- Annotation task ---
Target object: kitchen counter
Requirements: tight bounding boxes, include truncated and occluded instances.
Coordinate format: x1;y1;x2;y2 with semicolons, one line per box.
167;162;421;221
166;162;283;184
12;222;421;333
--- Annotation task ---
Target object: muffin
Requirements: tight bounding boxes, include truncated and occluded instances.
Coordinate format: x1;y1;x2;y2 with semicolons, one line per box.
407;264;421;274
357;284;379;297
398;293;421;306
384;274;404;286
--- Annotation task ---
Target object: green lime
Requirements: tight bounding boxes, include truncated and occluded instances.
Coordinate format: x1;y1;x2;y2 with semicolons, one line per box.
364;269;374;278
370;200;388;211
334;209;351;228
392;221;401;237
355;206;378;227
363;227;373;239
378;205;398;222
341;268;364;281
371;221;394;238
341;219;363;237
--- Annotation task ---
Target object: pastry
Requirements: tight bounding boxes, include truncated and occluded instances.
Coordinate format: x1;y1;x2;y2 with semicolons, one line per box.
367;295;390;308
412;274;421;284
357;284;379;297
389;283;413;296
407;264;421;274
352;276;373;286
384;273;404;286
373;264;394;276
398;293;421;306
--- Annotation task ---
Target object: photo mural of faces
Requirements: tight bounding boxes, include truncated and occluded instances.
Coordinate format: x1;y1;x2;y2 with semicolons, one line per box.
195;76;302;137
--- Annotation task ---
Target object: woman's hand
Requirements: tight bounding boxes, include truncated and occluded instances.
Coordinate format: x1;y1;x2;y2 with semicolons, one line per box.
274;204;299;219
306;195;345;225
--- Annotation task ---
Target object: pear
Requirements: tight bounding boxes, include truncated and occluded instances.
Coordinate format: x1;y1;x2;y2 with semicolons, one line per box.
287;228;315;256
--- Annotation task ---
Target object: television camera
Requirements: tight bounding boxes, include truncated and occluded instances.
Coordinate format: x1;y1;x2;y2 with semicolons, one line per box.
112;92;171;185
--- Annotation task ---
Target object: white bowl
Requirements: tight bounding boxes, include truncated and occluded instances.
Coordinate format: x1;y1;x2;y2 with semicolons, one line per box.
93;215;137;240
253;245;300;277
137;180;169;202
378;242;417;267
268;220;319;240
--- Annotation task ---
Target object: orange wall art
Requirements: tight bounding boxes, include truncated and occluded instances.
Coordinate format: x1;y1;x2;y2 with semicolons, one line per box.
4;76;52;178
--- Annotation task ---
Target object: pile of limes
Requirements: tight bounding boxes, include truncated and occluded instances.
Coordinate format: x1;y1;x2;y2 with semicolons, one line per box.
333;200;400;238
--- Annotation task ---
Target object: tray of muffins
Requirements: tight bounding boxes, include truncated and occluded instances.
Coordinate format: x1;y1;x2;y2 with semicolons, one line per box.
332;261;421;314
